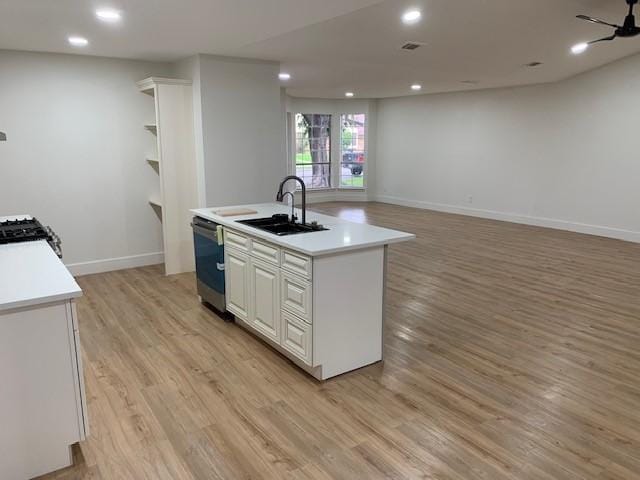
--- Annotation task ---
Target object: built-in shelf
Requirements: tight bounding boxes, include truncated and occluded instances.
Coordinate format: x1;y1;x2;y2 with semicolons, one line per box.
140;85;155;97
138;76;197;275
137;76;190;97
148;197;162;208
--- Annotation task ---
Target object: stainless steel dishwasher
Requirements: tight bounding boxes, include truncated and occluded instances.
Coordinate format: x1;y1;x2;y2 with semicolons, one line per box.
191;216;226;313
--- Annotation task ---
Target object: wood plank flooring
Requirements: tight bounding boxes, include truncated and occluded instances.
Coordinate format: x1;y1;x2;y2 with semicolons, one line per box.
38;202;640;479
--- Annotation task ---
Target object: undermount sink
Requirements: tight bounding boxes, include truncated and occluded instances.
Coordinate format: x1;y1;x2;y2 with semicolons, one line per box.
238;215;329;236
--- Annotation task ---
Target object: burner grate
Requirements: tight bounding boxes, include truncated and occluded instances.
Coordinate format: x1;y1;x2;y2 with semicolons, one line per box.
0;217;62;257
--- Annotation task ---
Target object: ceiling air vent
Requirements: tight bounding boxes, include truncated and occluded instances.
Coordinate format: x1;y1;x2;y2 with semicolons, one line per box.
401;42;425;51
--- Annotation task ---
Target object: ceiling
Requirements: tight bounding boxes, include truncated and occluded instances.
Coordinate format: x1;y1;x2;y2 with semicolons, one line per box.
1;0;640;98
0;0;384;61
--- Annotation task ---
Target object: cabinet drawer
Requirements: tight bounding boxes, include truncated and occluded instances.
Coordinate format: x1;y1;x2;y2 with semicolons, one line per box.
251;239;280;265
281;271;312;322
224;229;250;251
281;310;312;365
282;250;312;279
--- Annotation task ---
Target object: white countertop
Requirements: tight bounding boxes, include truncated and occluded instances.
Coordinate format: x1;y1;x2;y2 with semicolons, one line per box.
191;203;415;256
0;240;82;312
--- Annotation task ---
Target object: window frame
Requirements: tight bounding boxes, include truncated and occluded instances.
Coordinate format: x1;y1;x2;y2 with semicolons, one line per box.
287;111;367;192
338;113;367;190
291;112;333;191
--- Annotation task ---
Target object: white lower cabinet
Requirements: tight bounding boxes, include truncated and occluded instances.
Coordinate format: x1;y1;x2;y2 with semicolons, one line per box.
219;224;389;381
249;258;280;343
281;310;312;365
225;248;250;320
225;233;313;367
281;271;312;321
0;300;87;480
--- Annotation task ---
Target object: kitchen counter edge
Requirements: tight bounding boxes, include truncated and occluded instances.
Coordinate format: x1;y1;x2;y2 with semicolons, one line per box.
190;203;415;257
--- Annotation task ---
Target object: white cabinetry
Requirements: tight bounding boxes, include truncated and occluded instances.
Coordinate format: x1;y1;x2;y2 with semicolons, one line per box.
0;239;87;479
224;228;313;367
281;309;312;364
225;249;250;320
282;250;312;279
0;300;87;480
222;225;387;380
281;271;312;321
249;259;280;343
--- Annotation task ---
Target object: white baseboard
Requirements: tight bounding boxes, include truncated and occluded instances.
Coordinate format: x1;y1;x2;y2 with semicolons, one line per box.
374;195;640;244
65;252;164;277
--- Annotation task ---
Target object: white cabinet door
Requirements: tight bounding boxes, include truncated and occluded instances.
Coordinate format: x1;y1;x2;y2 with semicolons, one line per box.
281;310;312;365
281;271;312;322
225;248;250;320
249;258;280;343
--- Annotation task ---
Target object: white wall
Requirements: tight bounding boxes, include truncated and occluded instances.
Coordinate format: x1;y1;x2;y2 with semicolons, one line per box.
3;46;636;277
172;55;207;208
285;96;377;203
0;50;172;272
375;53;640;242
195;55;286;206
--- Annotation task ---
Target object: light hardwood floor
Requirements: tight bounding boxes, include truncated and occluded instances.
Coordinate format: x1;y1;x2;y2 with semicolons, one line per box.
39;202;640;479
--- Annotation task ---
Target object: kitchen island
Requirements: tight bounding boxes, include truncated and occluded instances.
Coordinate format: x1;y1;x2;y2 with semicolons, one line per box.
0;220;88;480
191;203;415;380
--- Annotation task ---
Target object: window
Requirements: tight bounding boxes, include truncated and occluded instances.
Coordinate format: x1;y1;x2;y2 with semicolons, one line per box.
340;113;366;188
289;111;367;190
294;113;331;189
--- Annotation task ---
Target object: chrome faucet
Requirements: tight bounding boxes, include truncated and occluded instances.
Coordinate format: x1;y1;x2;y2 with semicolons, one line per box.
276;176;306;225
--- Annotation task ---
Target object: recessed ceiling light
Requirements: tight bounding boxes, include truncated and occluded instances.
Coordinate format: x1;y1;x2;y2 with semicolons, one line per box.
96;8;122;22
345;92;355;97
68;36;89;47
278;72;291;81
411;84;422;91
571;42;589;55
402;9;422;24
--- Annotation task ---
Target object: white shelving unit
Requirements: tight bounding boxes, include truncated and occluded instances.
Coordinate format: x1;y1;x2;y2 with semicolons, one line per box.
138;77;198;275
148;196;163;208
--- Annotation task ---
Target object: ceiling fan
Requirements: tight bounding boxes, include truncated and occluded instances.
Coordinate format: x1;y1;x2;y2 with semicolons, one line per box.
576;0;640;47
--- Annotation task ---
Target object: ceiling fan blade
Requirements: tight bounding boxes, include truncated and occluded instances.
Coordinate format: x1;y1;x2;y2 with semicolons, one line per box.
576;15;621;28
588;34;617;44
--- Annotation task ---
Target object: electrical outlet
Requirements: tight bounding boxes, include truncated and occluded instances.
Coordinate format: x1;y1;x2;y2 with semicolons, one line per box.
467;195;473;204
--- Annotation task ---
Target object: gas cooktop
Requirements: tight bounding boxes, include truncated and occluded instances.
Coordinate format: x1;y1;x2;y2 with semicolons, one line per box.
0;217;62;257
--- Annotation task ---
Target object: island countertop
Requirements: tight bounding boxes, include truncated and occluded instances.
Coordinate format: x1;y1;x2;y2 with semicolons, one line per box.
0;240;82;312
190;203;415;256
